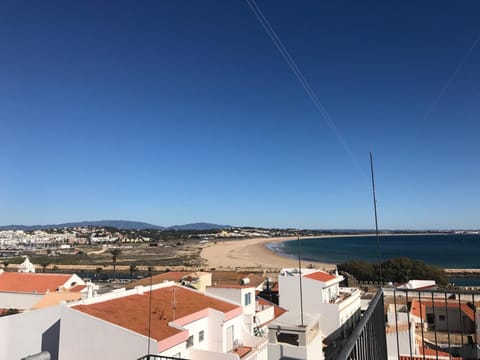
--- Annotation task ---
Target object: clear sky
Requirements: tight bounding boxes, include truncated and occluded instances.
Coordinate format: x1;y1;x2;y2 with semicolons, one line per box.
1;1;479;229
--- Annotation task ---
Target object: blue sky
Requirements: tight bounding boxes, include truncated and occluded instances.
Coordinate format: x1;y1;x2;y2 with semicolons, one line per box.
1;1;479;229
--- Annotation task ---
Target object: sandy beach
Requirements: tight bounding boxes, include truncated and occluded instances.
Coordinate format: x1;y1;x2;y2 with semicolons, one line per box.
200;236;336;272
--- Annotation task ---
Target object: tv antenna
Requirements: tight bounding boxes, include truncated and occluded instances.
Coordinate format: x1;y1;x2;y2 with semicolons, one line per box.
370;152;382;283
296;232;305;327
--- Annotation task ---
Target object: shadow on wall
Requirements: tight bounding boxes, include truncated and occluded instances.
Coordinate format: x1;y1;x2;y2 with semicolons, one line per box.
42;320;60;360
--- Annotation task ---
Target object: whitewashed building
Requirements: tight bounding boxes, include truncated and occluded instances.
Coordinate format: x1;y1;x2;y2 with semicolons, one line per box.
278;268;361;339
0;271;85;310
268;312;324;360
0;281;269;360
18;256;36;273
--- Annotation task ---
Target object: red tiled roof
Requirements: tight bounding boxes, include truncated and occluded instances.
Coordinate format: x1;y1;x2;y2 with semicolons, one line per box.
73;285;240;342
410;299;475;322
212;271;265;288
303;271;336;282
257;297;287;320
415;343;461;360
69;285;86;292
208;284;253;289
127;272;192;289
0;272;72;294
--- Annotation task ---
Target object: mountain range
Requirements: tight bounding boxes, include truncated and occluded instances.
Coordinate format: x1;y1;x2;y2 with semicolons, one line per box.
0;220;231;231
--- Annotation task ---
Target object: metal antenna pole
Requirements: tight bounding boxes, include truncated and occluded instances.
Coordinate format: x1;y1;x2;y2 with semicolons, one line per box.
147;267;153;356
370;152;382;284
297;233;305;327
173;287;176;321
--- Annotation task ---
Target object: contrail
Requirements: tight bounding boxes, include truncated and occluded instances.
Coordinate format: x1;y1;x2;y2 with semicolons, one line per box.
423;32;480;121
245;0;365;176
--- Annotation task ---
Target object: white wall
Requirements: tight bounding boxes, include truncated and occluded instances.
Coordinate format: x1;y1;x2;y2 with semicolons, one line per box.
0;305;62;360
279;274;361;338
189;348;239;360
177;317;209;358
0;292;44;310
386;322;416;360
59;307;157;360
63;274;85;289
206;287;256;315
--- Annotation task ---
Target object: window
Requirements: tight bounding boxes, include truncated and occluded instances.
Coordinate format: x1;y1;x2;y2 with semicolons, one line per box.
186;335;194;348
244;292;251;306
277;332;299;346
199;330;205;342
439;315;446;321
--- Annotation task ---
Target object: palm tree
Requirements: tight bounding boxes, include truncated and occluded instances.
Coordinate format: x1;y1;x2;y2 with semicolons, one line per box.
95;267;103;280
129;264;137;280
110;248;122;281
147;265;154;277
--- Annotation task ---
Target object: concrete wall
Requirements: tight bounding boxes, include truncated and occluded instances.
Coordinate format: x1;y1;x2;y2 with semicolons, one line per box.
0;304;156;360
0;305;62;360
280;274;361;338
0;292;44;310
386;322;416;360
59;307;157;360
206;287;256;316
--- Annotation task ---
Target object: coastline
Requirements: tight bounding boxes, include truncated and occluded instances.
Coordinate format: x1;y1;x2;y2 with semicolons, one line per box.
200;233;480;273
200;235;353;272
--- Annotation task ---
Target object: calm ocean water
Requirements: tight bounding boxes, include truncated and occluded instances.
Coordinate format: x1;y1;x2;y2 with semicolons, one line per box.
268;234;480;269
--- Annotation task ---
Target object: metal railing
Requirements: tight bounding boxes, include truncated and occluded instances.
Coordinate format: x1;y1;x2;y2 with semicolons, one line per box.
385;288;480;360
337;288;387;359
136;355;188;360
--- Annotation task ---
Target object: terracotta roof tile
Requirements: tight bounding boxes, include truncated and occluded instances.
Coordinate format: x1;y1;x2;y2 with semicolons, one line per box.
73;285;240;342
126;272;192;289
0;272;73;294
257;297;287;319
303;271;336;282
69;285;86;292
211;271;265;288
410;299;475;322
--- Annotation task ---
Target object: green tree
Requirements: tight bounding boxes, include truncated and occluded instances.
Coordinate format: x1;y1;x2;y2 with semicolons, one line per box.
338;257;448;287
110;248;122;281
147;265;154;277
2;261;9;271
40;262;50;273
95;267;103;280
129;264;137;280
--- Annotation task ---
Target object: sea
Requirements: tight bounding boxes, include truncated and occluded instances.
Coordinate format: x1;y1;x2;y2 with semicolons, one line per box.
266;233;480;285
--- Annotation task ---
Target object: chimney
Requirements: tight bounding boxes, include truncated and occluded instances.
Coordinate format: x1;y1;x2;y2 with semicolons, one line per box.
135;285;145;295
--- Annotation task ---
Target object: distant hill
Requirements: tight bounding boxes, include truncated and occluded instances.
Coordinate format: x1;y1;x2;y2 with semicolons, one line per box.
0;220;230;231
167;222;230;231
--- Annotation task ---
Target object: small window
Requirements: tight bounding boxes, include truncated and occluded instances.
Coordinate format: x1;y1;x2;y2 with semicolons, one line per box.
199;330;205;342
186;335;194;348
439;315;446;321
244;292;251;306
277;332;299;346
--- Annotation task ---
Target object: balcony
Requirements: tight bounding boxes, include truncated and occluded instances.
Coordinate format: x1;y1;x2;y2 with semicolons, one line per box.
337;287;480;360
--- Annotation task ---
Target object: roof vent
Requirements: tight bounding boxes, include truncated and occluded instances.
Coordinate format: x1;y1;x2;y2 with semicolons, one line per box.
240;278;250;285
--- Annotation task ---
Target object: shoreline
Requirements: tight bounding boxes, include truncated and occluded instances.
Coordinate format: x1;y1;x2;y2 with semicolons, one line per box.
199;234;386;272
200;233;480;273
200;235;335;272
